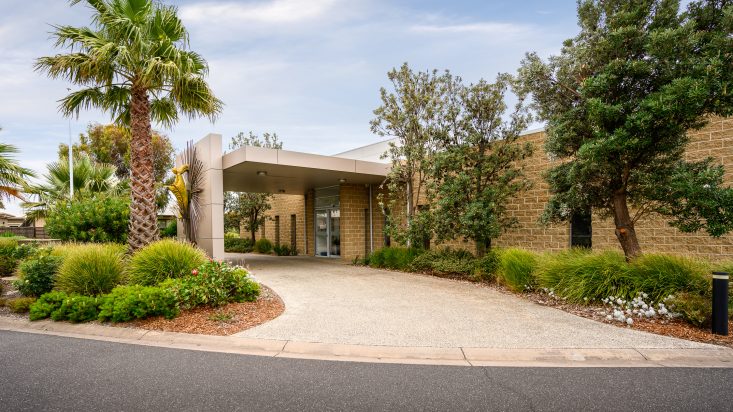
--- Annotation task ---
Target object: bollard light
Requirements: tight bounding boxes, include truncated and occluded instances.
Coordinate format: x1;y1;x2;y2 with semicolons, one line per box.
712;271;729;336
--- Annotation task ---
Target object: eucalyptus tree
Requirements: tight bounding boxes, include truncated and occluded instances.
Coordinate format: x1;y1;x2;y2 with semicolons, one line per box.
371;63;460;247
36;0;222;250
518;0;733;259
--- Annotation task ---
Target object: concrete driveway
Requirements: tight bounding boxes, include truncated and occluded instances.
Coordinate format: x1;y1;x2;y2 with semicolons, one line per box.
230;254;711;349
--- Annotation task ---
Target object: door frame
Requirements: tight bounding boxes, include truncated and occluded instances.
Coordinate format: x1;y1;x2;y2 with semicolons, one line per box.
315;207;340;258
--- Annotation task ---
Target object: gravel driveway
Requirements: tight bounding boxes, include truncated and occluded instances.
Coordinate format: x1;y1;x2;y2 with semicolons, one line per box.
229;254;712;349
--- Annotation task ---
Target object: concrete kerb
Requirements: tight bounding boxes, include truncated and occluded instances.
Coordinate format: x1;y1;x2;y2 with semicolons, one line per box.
2;317;733;367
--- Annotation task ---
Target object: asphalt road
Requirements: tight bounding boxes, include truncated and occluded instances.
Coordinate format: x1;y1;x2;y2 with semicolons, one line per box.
1;331;732;412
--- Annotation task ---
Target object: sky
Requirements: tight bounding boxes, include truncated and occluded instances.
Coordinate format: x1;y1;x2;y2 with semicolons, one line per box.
0;0;579;215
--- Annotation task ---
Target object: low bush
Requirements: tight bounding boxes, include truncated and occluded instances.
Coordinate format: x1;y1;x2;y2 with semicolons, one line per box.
368;247;422;270
273;244;297;256
54;243;126;295
51;295;102;322
537;249;637;303
126;239;207;286
98;285;178;322
46;194;130;243
254;238;273;254
162;260;260;309
5;297;36;313
667;292;711;327
630;254;710;302
14;252;63;297
474;251;500;282
225;237;254;253
0;237;19;276
497;248;539;292
410;248;475;276
29;291;70;321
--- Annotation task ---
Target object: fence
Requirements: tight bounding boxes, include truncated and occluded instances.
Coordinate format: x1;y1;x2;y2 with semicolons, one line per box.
0;227;47;239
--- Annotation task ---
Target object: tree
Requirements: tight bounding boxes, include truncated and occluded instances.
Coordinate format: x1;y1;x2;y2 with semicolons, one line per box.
518;0;733;259
225;132;283;241
432;75;533;256
22;154;121;220
371;63;458;247
36;0;222;251
0;129;35;209
59;123;175;211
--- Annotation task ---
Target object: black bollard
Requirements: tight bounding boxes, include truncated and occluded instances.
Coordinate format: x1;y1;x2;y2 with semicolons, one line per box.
712;271;729;336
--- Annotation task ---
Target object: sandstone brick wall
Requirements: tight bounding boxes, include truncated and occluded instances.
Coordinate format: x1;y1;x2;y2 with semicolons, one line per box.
496;117;733;260
250;193;306;254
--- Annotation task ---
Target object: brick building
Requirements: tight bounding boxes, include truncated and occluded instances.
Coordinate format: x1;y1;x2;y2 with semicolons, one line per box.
183;116;732;261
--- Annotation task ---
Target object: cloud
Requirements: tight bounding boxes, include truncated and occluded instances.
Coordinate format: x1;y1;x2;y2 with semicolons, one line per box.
410;22;535;37
180;0;339;24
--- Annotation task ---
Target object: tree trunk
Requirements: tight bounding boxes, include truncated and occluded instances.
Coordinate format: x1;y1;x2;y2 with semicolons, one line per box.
128;82;159;252
250;210;258;242
475;238;491;258
612;191;642;260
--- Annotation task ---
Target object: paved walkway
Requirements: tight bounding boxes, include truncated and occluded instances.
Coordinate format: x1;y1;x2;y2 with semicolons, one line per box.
229;254;712;349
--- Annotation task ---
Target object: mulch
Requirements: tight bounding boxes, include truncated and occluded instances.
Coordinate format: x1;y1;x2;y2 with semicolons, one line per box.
123;285;285;336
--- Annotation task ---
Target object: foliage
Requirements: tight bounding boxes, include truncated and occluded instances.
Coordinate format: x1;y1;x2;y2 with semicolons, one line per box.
371;63;456;246
225;132;283;239
14;252;63;297
22;153;121;220
5;297;36;313
51;295;102;322
161;260;259;309
474;252;500;282
45;194;130;243
667;292;711;327
225;237;254;253
497;248;539;292
160;221;177;238
29;291;71;321
98;285;178;322
273;244;297;256
518;0;733;259
254;238;273;254
54;243;126;296
410;248;475;276
0;138;35;209
36;0;223;252
367;247;423;270
0;237;19;276
126;239;207;286
432;75;533;255
630;254;710;302
58;123;175;211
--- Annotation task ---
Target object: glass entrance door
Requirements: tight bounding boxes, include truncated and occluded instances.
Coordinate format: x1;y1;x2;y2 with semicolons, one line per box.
315;208;340;257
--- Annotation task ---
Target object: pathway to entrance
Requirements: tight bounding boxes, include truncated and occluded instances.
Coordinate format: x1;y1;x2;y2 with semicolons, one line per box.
230;254;711;349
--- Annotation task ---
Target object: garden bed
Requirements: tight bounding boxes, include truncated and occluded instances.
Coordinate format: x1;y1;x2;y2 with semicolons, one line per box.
124;285;284;336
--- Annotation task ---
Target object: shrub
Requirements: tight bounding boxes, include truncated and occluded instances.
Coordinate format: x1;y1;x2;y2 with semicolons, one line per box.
55;243;126;295
51;295;102;322
29;291;69;321
46;194;130;243
14;252;63;297
273;244;297;256
368;247;422;270
410;248;475;276
225;237;254;253
162;260;260;309
474;251;500;282
126;239;207;286
5;297;36;313
160;221;178;238
667;292;711;327
0;237;19;276
497;248;539;292
630;254;710;302
224;230;239;239
536;249;637;302
254;238;273;254
98;285;178;322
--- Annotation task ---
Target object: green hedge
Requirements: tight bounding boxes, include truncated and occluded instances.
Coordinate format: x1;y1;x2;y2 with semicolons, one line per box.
46;195;130;243
225;237;254;253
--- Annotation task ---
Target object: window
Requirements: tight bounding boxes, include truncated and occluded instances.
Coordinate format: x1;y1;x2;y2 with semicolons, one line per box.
570;210;592;248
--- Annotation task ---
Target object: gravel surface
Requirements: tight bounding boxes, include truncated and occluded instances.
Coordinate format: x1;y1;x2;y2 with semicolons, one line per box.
228;254;714;349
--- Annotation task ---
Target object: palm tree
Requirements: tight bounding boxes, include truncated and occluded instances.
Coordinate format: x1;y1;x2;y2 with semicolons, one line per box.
35;0;222;251
0;136;35;209
23;154;120;220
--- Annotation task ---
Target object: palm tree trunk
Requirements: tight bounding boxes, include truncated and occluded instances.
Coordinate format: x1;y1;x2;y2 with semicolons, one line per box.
128;82;159;251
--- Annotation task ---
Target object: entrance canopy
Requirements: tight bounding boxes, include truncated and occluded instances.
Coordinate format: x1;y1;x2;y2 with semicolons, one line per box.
222;145;390;194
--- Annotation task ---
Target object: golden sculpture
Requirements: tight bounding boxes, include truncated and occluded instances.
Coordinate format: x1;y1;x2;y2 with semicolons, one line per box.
168;165;189;219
